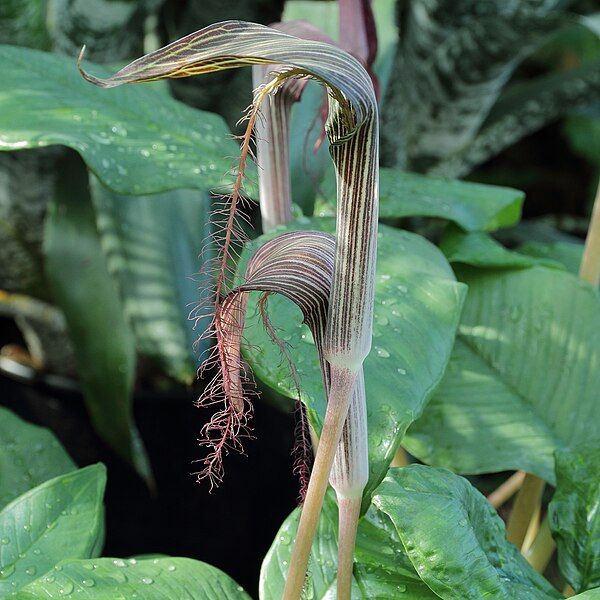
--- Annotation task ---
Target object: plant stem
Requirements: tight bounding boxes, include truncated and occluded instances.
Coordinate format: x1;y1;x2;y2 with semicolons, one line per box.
488;471;526;508
283;366;357;600
390;446;410;467
336;495;361;600
506;473;545;549
524;516;556;573
522;503;541;553
579;177;600;287
563;584;575;597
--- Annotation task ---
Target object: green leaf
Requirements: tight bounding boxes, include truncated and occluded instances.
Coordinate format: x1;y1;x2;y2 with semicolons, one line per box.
518;240;584;275
0;465;106;595
0;44;239;196
565;116;600;166
431;58;600;178
406;267;600;484
572;589;600;599
242;218;466;500
373;465;562;600
260;490;438;600
549;442;600;593
90;178;212;384
48;0;163;63
440;225;563;269
0;406;75;510
43;156;151;481
317;168;524;232
0;0;51;49
13;556;250;599
381;2;566;169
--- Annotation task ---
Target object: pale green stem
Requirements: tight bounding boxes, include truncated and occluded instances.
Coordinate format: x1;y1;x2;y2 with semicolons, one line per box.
330;370;368;600
522;503;541;553
336;496;362;599
524;517;555;573
391;446;410;467
580;177;600;287
506;474;545;549
488;471;526;509
283;366;358;600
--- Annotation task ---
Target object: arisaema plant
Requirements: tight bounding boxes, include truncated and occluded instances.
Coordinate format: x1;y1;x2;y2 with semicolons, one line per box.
79;18;379;599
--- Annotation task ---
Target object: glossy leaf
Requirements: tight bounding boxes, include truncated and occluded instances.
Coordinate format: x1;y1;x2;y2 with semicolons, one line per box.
14;556;250;599
260;490;438;600
549;442;600;593
0;44;238;196
440;226;562;269
406;267;600;484
49;0;163;62
0;465;106;595
381;1;566;169
242;218;466;500
571;590;600;599
317;168;524;231
90;178;212;384
518;241;584;275
44;159;151;481
373;466;562;600
0;0;51;49
431;57;600;178
0;406;75;510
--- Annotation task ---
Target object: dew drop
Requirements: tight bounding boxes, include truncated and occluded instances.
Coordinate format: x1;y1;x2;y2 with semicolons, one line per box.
397;367;407;375
1;537;9;545
141;577;154;585
167;565;176;572
375;347;390;358
59;581;74;595
0;565;15;579
82;578;95;587
25;566;36;576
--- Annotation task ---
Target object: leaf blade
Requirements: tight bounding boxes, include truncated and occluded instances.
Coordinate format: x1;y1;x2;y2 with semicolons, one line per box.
0;465;106;595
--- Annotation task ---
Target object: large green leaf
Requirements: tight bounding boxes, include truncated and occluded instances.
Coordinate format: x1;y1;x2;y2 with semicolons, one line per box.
440;226;563;269
0;0;51;49
378;170;523;231
549;442;600;593
316;168;524;231
44;158;151;481
406;267;600;484
0;465;106;595
381;0;566;169
431;57;600;178
518;241;584;275
373;466;562;600
242;218;466;500
572;590;600;599
0;406;75;510
0;44;239;196
260;490;438;599
90;178;211;384
14;557;250;599
48;0;163;62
